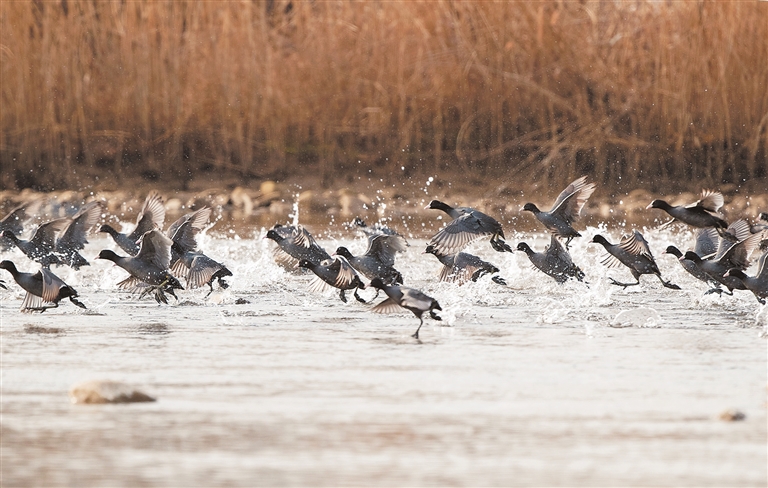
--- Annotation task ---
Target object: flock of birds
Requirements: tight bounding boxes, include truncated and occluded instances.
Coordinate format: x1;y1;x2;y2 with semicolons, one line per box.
1;178;767;339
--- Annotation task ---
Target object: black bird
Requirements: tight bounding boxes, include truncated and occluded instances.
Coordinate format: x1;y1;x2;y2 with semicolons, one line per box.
647;190;727;230
166;207;211;266
352;218;408;243
177;252;232;295
266;224;331;268
100;192;166;256
663;228;720;287
682;221;762;296
97;229;184;304
426;200;512;255
517;235;585;284
0;260;86;312
55;201;105;270
592;231;680;290
2;219;67;267
298;256;366;303
522;176;596;248
425;245;506;285
368;277;442;339
334;233;406;285
0;200;41;250
723;251;767;304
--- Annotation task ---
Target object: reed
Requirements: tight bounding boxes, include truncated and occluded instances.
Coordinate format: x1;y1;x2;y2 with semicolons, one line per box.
1;0;766;192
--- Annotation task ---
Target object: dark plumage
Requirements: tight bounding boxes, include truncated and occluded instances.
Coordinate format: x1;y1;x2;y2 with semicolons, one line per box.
663;228;720;286
352;218;408;243
425;245;506;285
97;229;183;304
266;224;331;268
335;233;406;285
647;190;727;229
593;231;680;290
0;200;41;250
100;192;166;256
723;251;767;304
426;200;512;255
298;256;366;303
55;201;105;269
682;220;762;296
2;219;67;267
367;277;442;339
522;176;596;248
166;207;211;265
173;251;232;296
0;260;86;312
517;235;585;284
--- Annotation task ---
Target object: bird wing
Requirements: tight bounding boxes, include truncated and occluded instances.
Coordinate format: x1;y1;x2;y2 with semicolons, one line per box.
167;207;211;254
600;253;624;269
117;276;147;292
135;229;172;270
57;201;104;250
755;250;767;279
428;214;489;255
308;276;333;294
400;287;435;310
371;297;406;314
186;253;225;289
1;200;41;234
39;268;63;302
688;190;724;213
694;228;719;257
365;234;407;267
718;231;762;270
20;292;44;312
272;247;299;268
619;231;654;260
330;256;361;288
293;225;319;249
129;192;165;240
170;257;190;277
29;218;69;250
549;176;596;223
715;220;752;259
544;234;572;265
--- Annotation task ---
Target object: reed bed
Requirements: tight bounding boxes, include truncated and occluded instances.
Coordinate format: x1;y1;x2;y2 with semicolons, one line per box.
1;0;766;192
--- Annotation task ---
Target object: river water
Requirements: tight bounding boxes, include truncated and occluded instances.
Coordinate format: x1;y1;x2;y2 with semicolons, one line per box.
1;222;766;486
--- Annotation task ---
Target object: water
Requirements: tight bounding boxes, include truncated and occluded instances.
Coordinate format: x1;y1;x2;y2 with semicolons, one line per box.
1;225;766;486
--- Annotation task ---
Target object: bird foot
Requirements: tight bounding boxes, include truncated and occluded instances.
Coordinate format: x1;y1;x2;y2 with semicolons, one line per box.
69;296;87;309
353;288;367;304
491;276;507;286
608;278;637;289
662;281;681;290
430;311;442;321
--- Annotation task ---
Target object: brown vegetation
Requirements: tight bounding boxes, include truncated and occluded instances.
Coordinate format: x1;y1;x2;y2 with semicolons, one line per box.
1;0;767;192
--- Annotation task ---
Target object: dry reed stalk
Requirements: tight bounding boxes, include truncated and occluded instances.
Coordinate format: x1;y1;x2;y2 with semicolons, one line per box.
1;0;766;192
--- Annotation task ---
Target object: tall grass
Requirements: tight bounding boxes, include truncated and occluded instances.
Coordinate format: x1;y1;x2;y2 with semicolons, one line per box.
1;0;766;192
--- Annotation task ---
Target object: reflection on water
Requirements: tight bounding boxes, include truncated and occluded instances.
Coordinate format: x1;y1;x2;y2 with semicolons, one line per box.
1;225;766;486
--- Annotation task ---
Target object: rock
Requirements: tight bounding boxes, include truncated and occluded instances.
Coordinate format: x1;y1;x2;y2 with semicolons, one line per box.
69;380;156;404
718;409;746;421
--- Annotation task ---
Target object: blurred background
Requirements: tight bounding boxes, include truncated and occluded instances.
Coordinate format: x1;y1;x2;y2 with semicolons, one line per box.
1;0;766;193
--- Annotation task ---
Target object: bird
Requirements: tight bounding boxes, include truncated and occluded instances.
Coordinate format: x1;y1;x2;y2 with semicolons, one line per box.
0;200;41;250
0;260;86;312
96;229;184;304
424;245;506;285
425;200;512;255
298;256;366;303
647;190;727;230
516;235;585;284
352;217;408;243
592;231;680;290
723;251;767;304
682;220;763;296
265;224;331;268
55;201;105;270
334;233;407;285
663;228;720;287
1;218;67;267
100;192;166;256
367;277;442;339
522;176;596;248
164;207;232;295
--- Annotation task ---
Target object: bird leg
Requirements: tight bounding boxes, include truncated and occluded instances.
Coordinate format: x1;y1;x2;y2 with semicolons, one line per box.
608;277;640;289
563;236;574;250
705;287;731;296
27;302;59;313
69;296;87;309
656;275;681;290
353;287;367;304
412;317;424;339
217;277;230;289
491;276;507;286
490;235;514;253
338;289;348;303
